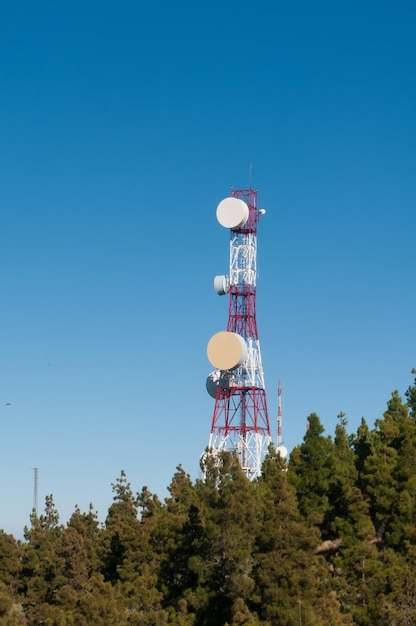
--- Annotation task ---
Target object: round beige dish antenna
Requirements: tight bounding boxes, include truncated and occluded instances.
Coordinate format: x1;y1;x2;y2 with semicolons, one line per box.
277;445;288;459
216;197;249;229
207;331;248;371
214;275;230;296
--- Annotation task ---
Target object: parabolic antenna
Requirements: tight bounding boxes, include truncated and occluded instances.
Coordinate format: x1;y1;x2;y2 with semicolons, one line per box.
277;445;288;459
216;197;249;229
214;275;230;296
207;331;248;371
206;370;237;398
206;370;221;398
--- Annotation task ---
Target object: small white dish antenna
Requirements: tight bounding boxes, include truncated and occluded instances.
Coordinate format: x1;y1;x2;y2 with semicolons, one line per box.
216;197;249;229
214;275;230;296
277;445;288;459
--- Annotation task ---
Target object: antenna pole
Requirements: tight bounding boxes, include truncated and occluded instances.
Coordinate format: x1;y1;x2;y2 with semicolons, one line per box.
32;467;38;515
277;381;282;447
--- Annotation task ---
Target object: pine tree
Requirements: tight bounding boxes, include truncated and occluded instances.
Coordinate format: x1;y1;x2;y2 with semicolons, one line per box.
20;495;64;625
288;413;333;528
0;530;21;597
100;471;167;624
66;504;101;574
100;470;141;584
359;392;415;548
325;414;374;546
185;452;261;625
335;541;386;626
351;418;372;487
158;465;204;615
379;391;416;549
382;549;416;625
405;368;416;417
335;391;416;623
254;448;350;625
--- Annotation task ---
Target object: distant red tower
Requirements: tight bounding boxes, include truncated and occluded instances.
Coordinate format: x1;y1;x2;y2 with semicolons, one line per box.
204;187;271;478
277;381;288;459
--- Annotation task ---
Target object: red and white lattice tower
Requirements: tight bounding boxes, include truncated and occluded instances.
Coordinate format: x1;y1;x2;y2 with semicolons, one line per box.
203;186;271;479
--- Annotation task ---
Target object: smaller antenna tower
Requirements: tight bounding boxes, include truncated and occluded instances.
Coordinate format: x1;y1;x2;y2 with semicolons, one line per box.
276;382;288;459
32;467;38;515
277;380;282;447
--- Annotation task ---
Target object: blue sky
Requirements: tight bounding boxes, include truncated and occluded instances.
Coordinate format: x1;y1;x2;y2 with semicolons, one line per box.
1;0;415;538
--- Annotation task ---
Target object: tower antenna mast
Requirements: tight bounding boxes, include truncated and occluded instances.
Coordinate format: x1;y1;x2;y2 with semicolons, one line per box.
31;467;38;515
277;380;282;447
276;382;288;459
203;186;271;478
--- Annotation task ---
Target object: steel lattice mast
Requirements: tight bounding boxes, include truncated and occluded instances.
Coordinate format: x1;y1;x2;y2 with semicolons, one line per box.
204;186;271;478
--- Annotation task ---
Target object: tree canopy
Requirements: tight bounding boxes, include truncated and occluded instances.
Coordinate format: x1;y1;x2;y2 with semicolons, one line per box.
1;370;416;624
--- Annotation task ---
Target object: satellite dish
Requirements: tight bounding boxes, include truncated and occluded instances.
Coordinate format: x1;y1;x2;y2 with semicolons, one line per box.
277;445;288;459
206;370;221;398
207;331;247;371
206;370;237;398
216;197;249;229
214;275;230;296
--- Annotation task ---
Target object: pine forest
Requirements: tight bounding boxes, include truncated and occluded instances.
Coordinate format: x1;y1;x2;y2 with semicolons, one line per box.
1;370;416;625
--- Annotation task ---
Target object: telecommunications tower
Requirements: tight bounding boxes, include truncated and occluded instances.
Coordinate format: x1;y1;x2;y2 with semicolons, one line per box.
203;186;271;478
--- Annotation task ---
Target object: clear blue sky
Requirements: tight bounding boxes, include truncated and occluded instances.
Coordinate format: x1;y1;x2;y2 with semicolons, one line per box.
1;0;415;538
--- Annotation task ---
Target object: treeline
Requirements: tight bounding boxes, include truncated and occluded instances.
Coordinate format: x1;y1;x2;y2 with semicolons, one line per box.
1;371;416;625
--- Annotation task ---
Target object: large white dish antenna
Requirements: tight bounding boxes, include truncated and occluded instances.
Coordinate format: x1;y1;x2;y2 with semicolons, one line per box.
216;197;249;229
207;331;248;371
214;275;230;296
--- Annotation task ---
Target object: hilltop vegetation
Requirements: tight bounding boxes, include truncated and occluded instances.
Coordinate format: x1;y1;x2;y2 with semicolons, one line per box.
1;370;416;625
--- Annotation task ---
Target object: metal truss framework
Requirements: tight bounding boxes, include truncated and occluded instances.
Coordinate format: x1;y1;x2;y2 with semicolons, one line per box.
208;187;271;479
